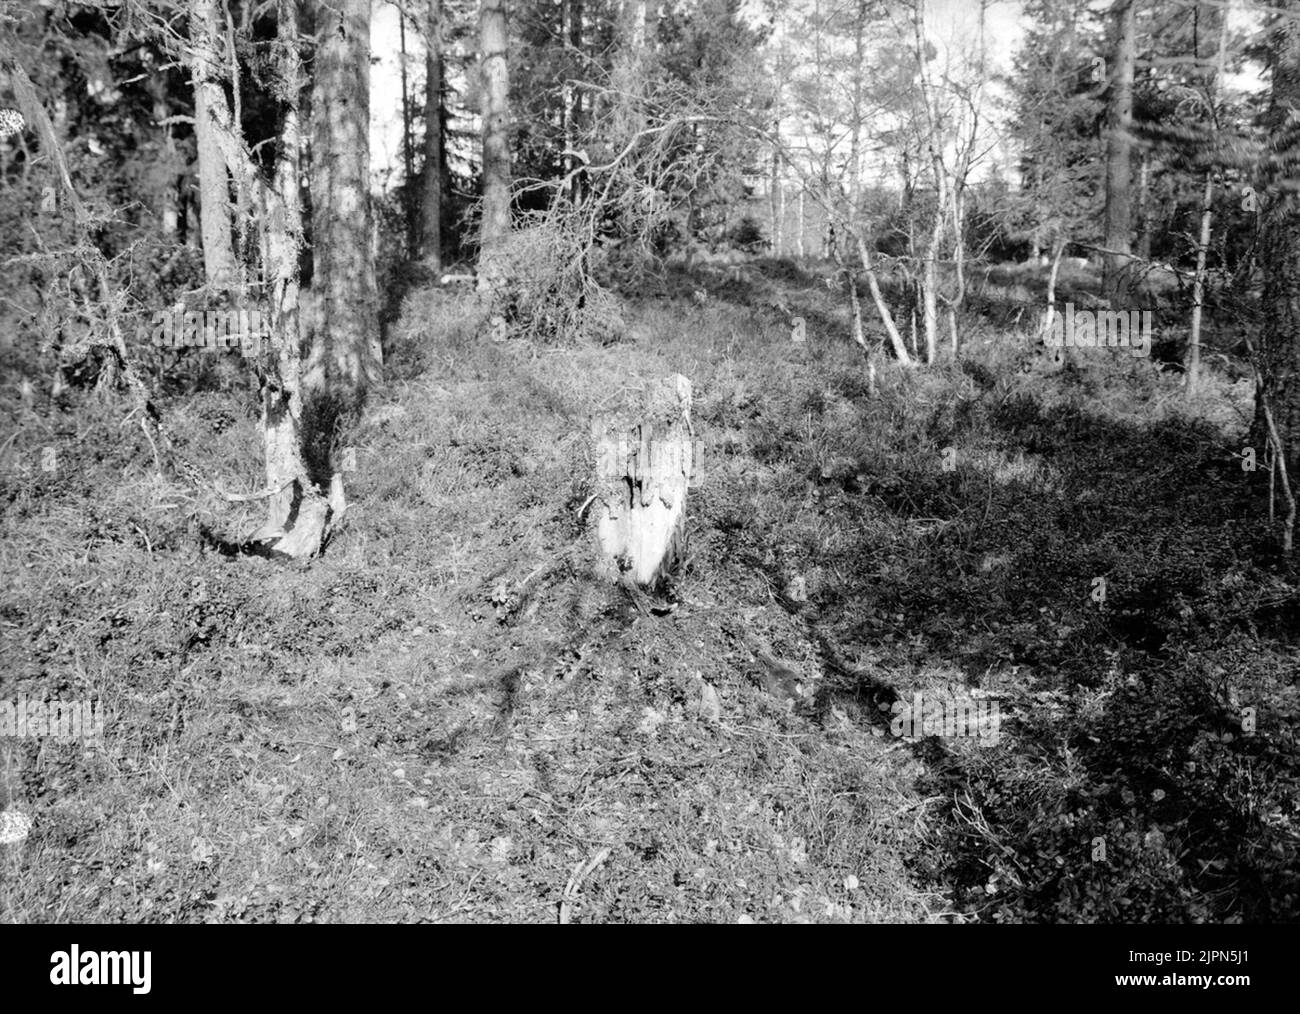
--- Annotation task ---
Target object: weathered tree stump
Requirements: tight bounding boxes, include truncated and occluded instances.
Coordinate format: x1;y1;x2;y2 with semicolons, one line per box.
591;374;693;589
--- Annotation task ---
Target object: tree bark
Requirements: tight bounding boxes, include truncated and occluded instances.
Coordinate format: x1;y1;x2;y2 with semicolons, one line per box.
561;0;575;203
592;375;693;589
419;0;446;271
769;144;781;256
1186;171;1213;394
1134;150;1152;260
1043;240;1066;339
399;8;415;259
1253;1;1300;545
147;77;180;237
1102;0;1136;306
1186;5;1230;395
796;187;805;258
922;202;942;365
568;0;584;204
855;234;912;366
254;0;334;559
832;238;866;353
838;0;868;360
1041;239;1066;369
190;0;237;288
478;0;511;288
912;0;947;364
621;0;648;49
175;0;336;556
305;0;380;409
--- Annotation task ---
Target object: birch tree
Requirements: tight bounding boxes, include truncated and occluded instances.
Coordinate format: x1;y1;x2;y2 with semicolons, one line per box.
1184;0;1232;394
478;0;511;287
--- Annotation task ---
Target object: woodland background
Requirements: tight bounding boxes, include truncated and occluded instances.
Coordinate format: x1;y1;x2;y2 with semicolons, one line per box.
0;0;1298;923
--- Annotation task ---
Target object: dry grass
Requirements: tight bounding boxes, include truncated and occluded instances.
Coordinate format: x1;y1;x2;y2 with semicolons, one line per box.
0;266;934;923
2;258;1294;923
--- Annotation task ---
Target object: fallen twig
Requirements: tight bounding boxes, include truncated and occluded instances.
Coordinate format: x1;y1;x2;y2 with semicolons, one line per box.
557;846;611;924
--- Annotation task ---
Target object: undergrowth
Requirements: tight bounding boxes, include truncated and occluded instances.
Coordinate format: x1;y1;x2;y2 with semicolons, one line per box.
1;259;1296;923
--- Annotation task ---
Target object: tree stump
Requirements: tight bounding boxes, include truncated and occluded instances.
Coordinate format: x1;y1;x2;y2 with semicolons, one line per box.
591;374;693;589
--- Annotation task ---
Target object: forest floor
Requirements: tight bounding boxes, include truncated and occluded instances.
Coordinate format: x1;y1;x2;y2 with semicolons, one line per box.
1;258;1297;923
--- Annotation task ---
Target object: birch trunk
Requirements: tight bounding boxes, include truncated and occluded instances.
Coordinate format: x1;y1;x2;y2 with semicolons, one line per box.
1186;8;1229;395
1186;172;1213;394
854;234;912;366
478;0;511;289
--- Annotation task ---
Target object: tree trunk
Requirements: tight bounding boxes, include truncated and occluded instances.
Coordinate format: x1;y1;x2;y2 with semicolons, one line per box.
478;0;511;288
568;0;584;204
1186;171;1213;394
561;0;575;202
622;0;648;49
420;0;446;271
832;239;866;354
399;8;415;259
950;154;971;357
592;375;693;589
176;0;336;557
254;0;332;559
796;187;805;258
1253;0;1300;551
769;146;781;257
1040;239;1066;369
1102;0;1136;306
613;0;649;133
838;1;868;356
1186;8;1229;395
146;78;179;237
911;0;947;364
854;233;911;366
922;202;942;365
776;176;785;256
1043;240;1066;337
190;0;236;288
305;0;380;410
1135;150;1152;261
